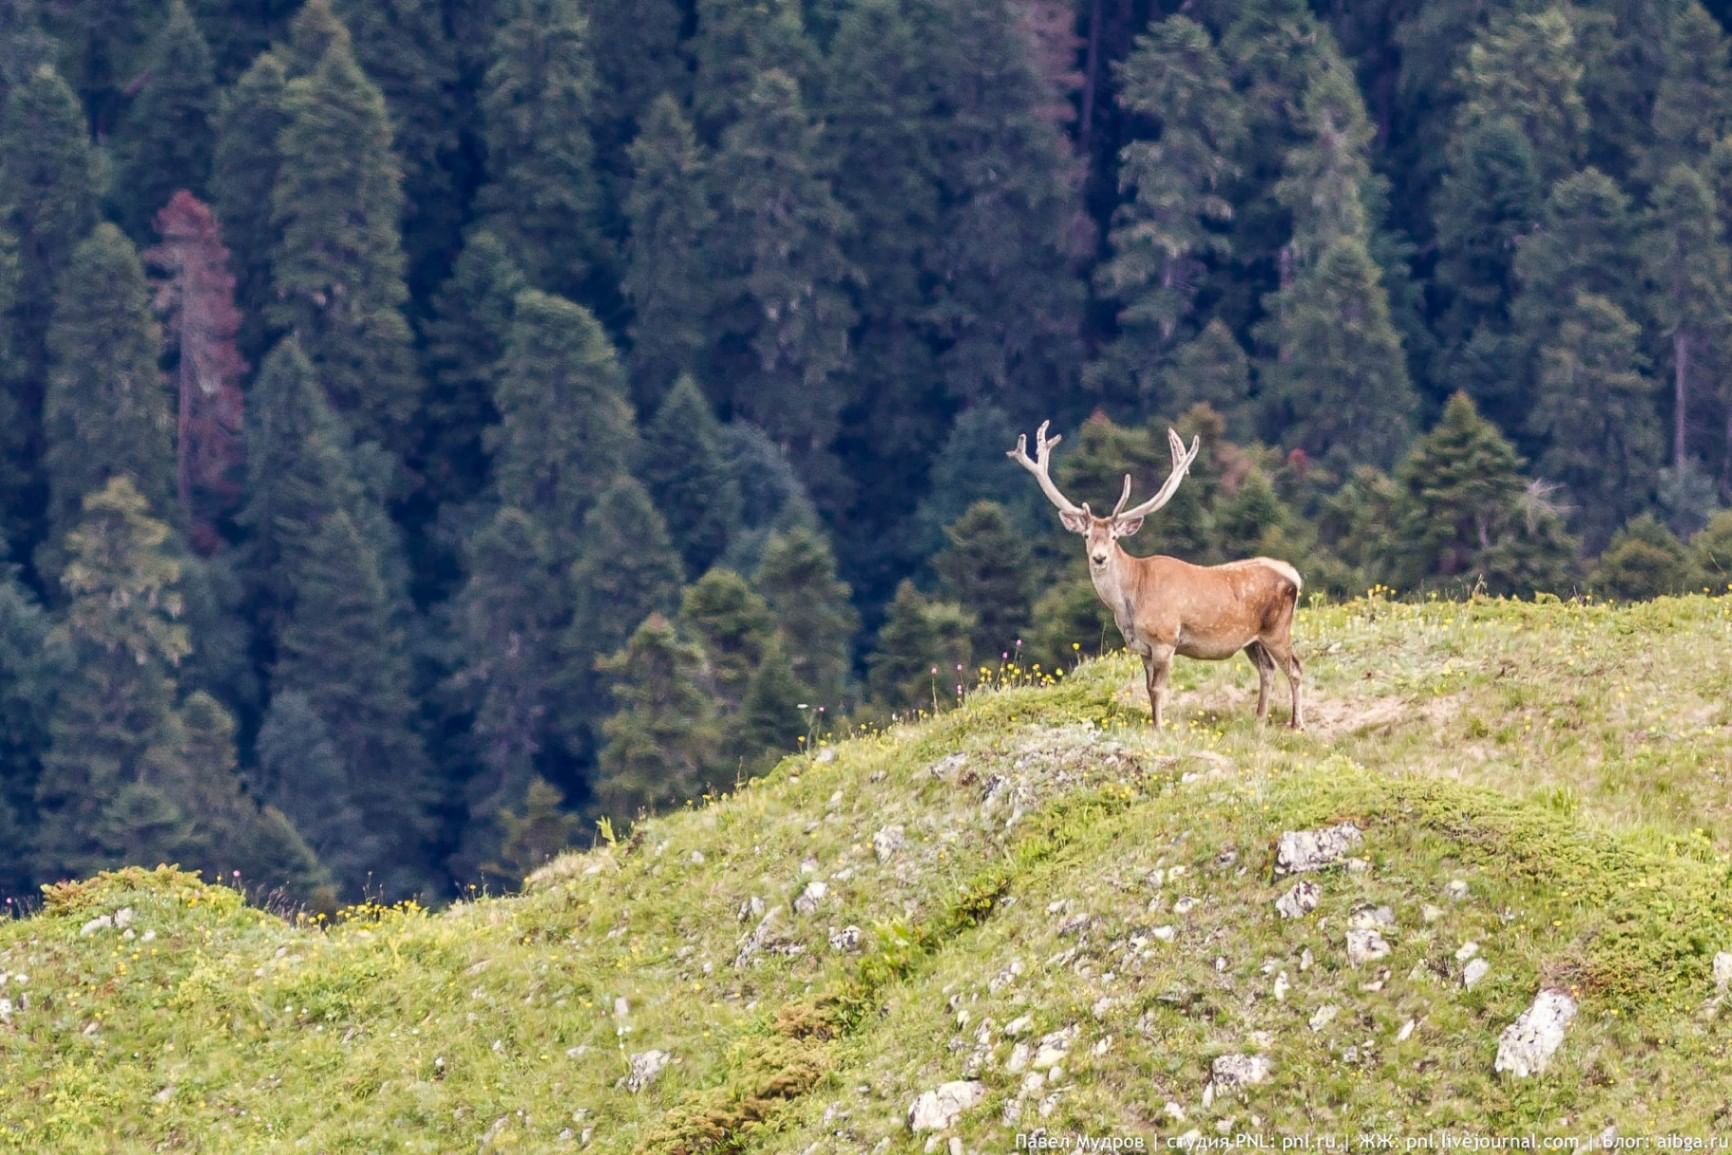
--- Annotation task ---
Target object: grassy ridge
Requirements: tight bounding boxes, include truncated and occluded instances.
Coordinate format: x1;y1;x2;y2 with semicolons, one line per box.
4;596;1732;1151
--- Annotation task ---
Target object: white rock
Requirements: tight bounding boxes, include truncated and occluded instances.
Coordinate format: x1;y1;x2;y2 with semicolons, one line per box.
989;958;1024;993
1494;989;1577;1077
1345;928;1390;966
1463;959;1491;989
1176;1131;1203;1148
1445;879;1470;901
689;850;705;866
1346;858;1371;874
1455;941;1480;962
1163;1101;1186;1122
1173;897;1200;915
1210;1053;1272;1091
1348;903;1395;931
873;826;906;863
949;1137;964;1155
1004;1014;1033;1037
793;881;828;915
907;1081;987;1132
1299;948;1314;972
1421;904;1445;924
1273;972;1290;1003
1275;824;1363;874
1151;925;1176;943
1005;1043;1031;1074
626;1050;670;1093
828;926;863;953
614;997;630;1018
1714;952;1732;992
1092;1036;1113;1057
114;907;134;929
1032;1026;1076;1070
1275;881;1320;919
1395;1019;1416;1043
79;914;114;936
1308;1005;1339;1032
0;997;12;1021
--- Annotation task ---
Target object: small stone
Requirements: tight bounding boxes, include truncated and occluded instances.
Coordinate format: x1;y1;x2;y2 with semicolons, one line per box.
1346;928;1390;967
1272;972;1290;1003
1005;1014;1033;1037
689;850;705;866
989;959;1024;993
1308;1004;1339;1032
1005;1043;1031;1073
1422;904;1445;924
1164;1101;1186;1122
1445;879;1470;901
1210;1053;1272;1090
1151;925;1177;943
1173;897;1200;915
1396;1019;1416;1043
1455;941;1480;962
614;997;630;1018
793;881;828;915
1346;858;1371;874
907;1080;987;1132
949;1137;964;1155
1494;989;1577;1077
1032;1026;1076;1069
1713;952;1732;992
873;826;906;863
79;914;114;936
626;1050;670;1093
1463;958;1490;989
1299;948;1314;972
1275;881;1320;919
114;907;135;929
1348;904;1395;931
828;926;864;953
1092;1036;1113;1057
1275;824;1363;874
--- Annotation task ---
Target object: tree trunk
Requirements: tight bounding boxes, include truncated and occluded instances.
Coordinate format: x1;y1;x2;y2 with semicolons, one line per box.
177;318;194;518
1080;0;1101;151
1674;329;1689;471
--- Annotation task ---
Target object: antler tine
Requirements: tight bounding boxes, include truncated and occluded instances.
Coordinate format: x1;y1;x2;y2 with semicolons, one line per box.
1007;420;1085;517
1113;428;1202;522
1111;473;1133;518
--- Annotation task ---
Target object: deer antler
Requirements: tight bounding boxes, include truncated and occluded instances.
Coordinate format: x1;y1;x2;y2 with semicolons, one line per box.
1113;428;1201;522
1007;420;1086;517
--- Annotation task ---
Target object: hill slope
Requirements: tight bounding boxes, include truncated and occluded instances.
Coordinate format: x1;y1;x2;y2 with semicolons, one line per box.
5;596;1732;1151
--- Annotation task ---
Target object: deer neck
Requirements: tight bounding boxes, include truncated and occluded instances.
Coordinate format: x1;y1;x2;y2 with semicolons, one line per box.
1088;543;1143;637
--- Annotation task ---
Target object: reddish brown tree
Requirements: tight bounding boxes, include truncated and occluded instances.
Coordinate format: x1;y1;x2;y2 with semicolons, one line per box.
145;190;247;549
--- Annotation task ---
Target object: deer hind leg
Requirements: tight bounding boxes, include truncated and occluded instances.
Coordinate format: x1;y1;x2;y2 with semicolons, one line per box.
1244;641;1274;721
1143;643;1175;729
1261;637;1304;730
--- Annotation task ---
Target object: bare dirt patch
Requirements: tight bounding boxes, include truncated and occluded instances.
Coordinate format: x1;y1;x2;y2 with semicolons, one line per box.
1114;676;1458;737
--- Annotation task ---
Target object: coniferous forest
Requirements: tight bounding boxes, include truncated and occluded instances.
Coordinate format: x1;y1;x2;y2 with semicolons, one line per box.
7;0;1732;906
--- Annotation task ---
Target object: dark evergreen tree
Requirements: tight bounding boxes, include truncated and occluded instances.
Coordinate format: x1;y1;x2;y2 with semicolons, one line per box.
1642;3;1732;190
1454;6;1587;188
38;0;161;134
419;232;526;508
190;0;298;82
679;568;776;712
0;0;54;111
585;0;686;171
731;637;804;771
255;689;377;894
1644;164;1729;470
1691;509;1732;587
1390;391;1529;587
113;0;217;239
638;376;742;578
486;776;583;887
594;614;722;817
1590;513;1697;599
1054;413;1213;560
0;555;58;897
0;229;27;543
279;0;351;77
933;502;1035;662
906;406;1048;561
473;0;605;301
1215;468;1290;561
1162;321;1255;441
1023;575;1114;672
39;224;174;580
270;40;421;453
754;524;859;708
690;0;816;144
622;97;717;410
716;421;822;575
210;49;289;363
1433;116;1543;347
867;580;975;711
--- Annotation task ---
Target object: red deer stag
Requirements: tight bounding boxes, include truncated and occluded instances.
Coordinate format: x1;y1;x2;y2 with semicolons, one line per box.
1009;421;1305;729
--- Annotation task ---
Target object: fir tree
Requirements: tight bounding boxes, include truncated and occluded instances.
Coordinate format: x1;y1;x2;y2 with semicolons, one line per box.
1093;16;1245;399
485;776;583;887
1644;164;1729;470
1215;468;1290;561
731;637;804;771
690;0;816;144
1024;576;1114;672
270;41;421;453
933;502;1035;662
1590;513;1696;599
906;406;1048;563
622;97;717;410
32;479;191;881
0;556;57;897
1433;116;1543;345
0;0;54;111
594;614;722;817
1642;3;1732;190
279;0;351;77
255;689;377;894
0;229;27;542
38;0;160;133
419;232;527;508
1054;414;1212;561
679;568;776;712
39;225;175;580
1476;480;1580;598
1531;293;1663;549
1691;509;1732;587
1390;392;1529;586
754;525;859;708
867;580;975;711
144;191;247;540
638;376;742;577
584;0;686;170
708;70;858;466
1454;6;1587;187
210;50;289;363
473;0;605;301
1162;321;1255;441
114;0;217;239
488;290;637;570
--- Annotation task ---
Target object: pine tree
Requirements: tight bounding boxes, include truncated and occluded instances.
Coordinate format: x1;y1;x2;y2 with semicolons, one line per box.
32;479;191;881
1530;293;1662;550
255;689;378;893
0;229;27;543
638;376;742;577
419;232;527;508
715;421;822;575
1476;480;1580;598
867;580;976;711
1454;6;1587;188
39;224;175;580
0;556;57;897
270;40;421;453
114;0;217;239
1691;509;1732;588
211;49;289;364
679;568;777;712
731;637;804;772
1644;164;1729;471
189;0;296;83
1092;16;1245;399
485;776;583;887
1054;413;1213;560
1258;236;1417;470
1389;392;1529;586
473;0;605;301
488;290;638;570
622;97;717;410
144;191;247;541
1590;513;1697;599
933;502;1035;662
708;70;858;465
331;0;459;295
594;614;723;817
38;0;160;134
0;0;54;111
690;0;817;144
754;525;859;708
1162;321;1255;440
1433;116;1543;345
1215;468;1291;561
279;0;351;77
1023;575;1114;672
584;0;686;169
1642;3;1732;190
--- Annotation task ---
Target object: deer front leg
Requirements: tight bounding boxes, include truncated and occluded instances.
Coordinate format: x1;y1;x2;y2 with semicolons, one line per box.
1144;643;1175;728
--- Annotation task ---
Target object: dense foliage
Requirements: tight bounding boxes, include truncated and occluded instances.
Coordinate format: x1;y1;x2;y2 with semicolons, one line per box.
5;0;1732;903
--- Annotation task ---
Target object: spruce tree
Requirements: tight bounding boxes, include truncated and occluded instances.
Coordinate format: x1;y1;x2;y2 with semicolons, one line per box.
638;376;742;577
708;70;858;466
732;638;804;772
622;97;717;410
1642;3;1732;190
1477;481;1580;598
279;0;351;77
1530;293;1662;550
1054;414;1213;561
1215;468;1291;561
0;0;54;111
584;0;686;169
1162;321;1255;441
1390;392;1529;587
255;689;377;894
1590;514;1696;599
1454;6;1587;188
679;568;777;712
867;581;976;711
37;0;160;134
1644;164;1729;470
32;479;191;882
0;229;27;542
486;777;583;887
754;525;859;709
39;225;175;580
114;0;217;239
331;0;459;296
270;40;421;454
594;614;723;817
473;0;605;301
419;233;527;508
1433;116;1543;346
0;556;57;897
1691;510;1732;587
1092;16;1245;400
690;0;816;143
488;290;637;570
933;502;1035;662
210;50;289;364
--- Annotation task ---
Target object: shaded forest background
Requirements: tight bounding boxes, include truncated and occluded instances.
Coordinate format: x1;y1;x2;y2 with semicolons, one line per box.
6;0;1732;906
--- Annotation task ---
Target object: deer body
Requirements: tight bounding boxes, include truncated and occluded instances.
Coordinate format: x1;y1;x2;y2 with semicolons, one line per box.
1010;422;1305;729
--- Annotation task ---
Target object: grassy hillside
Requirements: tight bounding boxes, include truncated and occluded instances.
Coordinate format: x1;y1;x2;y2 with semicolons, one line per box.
5;595;1732;1152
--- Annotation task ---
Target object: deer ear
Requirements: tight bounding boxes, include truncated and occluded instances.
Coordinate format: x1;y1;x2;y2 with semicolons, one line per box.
1059;509;1090;534
1111;516;1145;538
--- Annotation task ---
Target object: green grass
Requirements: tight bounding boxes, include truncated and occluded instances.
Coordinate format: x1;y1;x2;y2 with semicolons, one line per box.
6;594;1732;1151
